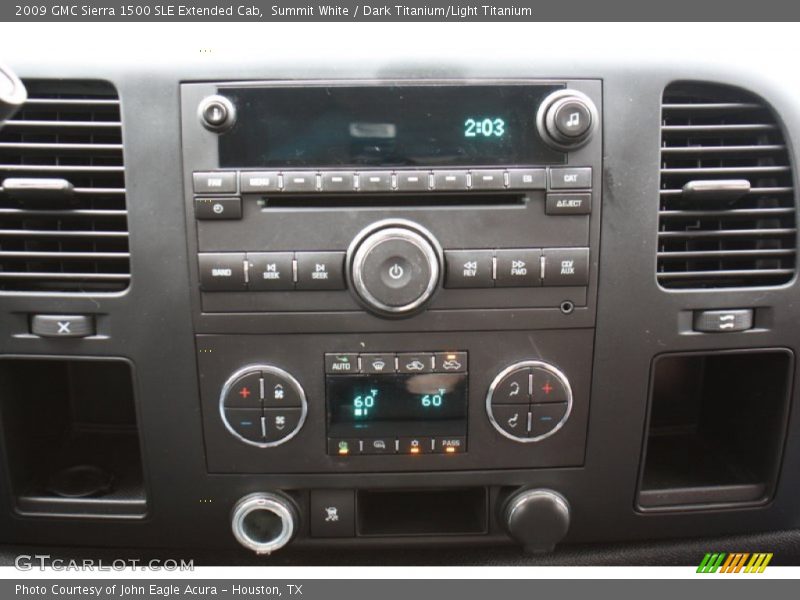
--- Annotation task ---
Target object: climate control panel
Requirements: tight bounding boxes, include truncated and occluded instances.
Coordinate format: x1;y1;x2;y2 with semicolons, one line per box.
198;330;592;474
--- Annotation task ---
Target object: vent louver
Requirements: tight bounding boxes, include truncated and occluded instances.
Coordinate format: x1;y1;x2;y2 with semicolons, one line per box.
0;80;129;293
657;82;796;289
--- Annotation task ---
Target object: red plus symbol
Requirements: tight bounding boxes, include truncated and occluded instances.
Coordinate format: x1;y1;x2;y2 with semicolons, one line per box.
238;386;251;399
541;382;553;395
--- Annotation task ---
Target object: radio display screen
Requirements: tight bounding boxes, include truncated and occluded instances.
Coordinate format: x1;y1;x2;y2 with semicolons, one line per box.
218;84;566;168
327;373;468;437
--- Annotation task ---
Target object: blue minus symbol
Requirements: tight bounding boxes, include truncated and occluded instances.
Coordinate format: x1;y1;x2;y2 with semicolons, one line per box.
240;421;253;426
540;416;553;421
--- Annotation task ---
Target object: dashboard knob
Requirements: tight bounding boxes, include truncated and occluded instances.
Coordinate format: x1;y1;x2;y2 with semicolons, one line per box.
347;220;442;318
231;492;298;555
486;360;573;442
537;90;598;150
219;365;307;448
198;94;236;133
503;488;570;553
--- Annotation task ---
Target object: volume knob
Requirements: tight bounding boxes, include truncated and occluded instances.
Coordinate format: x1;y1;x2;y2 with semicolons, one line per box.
537;90;598;151
347;220;442;318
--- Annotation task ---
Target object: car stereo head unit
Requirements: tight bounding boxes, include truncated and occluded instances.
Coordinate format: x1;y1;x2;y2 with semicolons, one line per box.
216;83;571;168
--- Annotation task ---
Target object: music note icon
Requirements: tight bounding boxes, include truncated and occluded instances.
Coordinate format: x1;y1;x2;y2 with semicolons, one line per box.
566;112;581;128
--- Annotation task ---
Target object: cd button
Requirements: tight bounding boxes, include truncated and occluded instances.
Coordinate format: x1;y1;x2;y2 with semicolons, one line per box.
396;171;430;191
358;171;393;192
282;171;318;193
507;168;546;190
543;248;590;286
246;252;294;291
531;367;569;404
444;249;494;288
240;171;281;193
530;402;568;437
296;251;346;290
492;368;531;404
470;169;506;190
321;172;356;192
432;170;468;191
495;249;542;287
492;405;530;437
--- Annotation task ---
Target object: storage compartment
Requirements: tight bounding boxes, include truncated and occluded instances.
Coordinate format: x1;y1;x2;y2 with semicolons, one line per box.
638;349;792;510
357;488;487;536
0;357;146;518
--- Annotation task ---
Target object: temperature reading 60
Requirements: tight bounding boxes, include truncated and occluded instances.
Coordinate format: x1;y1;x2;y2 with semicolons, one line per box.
420;389;446;408
464;117;506;138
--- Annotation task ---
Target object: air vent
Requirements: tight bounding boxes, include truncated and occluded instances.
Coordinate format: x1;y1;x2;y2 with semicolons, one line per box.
0;80;129;293
658;82;796;289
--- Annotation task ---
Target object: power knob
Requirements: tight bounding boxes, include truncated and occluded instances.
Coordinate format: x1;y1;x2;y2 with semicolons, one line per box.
198;94;236;133
536;90;598;151
347;219;442;318
502;488;571;553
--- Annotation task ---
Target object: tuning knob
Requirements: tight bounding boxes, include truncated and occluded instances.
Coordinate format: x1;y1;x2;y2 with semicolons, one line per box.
347;219;442;318
537;90;598;151
502;488;570;553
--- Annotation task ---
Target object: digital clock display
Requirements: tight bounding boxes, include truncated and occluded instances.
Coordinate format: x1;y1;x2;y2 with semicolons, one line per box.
327;373;468;437
219;84;566;168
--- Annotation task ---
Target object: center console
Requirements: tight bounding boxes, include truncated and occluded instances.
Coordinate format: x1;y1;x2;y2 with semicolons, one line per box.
180;79;602;552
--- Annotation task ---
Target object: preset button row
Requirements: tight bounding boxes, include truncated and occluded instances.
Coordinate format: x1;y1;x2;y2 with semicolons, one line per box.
199;251;345;292
445;247;589;289
193;167;592;194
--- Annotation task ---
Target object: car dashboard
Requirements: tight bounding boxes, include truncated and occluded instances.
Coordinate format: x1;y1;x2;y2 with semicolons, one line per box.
0;23;799;565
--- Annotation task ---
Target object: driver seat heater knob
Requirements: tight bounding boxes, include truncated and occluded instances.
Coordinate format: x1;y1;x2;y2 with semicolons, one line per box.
503;488;571;553
347;220;443;318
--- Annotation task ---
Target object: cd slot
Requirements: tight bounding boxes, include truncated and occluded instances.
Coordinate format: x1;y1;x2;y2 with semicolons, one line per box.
257;193;527;209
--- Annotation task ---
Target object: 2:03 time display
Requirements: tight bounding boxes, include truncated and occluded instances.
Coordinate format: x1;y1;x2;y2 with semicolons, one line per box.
464;117;506;138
